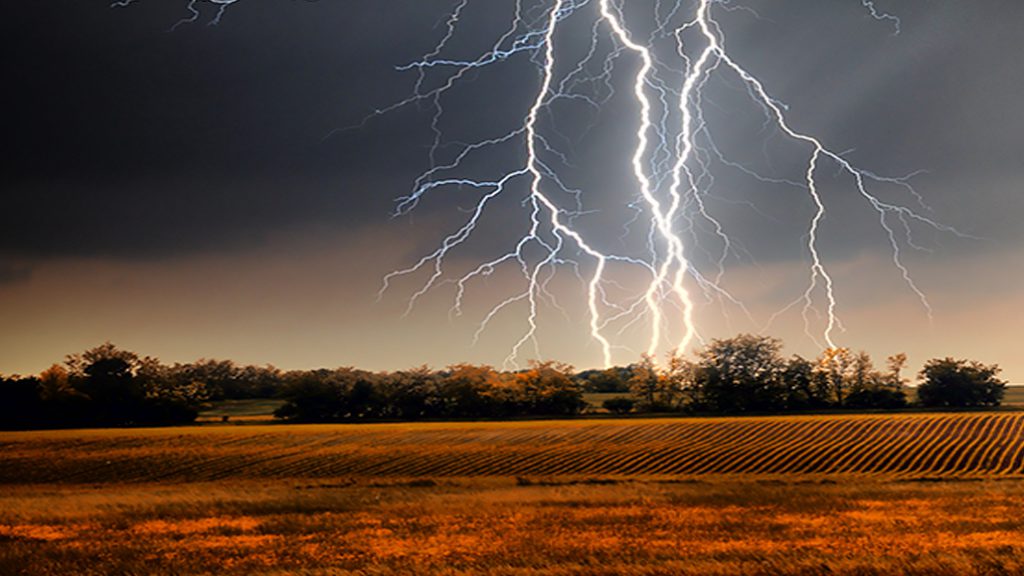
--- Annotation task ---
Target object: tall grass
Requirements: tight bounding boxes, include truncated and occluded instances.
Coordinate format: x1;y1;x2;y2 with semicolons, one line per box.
2;479;1024;575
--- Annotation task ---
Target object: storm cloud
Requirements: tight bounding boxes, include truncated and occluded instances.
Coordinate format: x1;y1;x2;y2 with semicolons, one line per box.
2;1;1022;379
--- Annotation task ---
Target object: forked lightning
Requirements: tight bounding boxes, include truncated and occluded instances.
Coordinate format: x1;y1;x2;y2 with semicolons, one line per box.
117;0;970;367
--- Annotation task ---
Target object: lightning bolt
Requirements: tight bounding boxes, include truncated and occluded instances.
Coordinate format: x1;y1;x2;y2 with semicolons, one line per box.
120;0;973;368
112;0;240;30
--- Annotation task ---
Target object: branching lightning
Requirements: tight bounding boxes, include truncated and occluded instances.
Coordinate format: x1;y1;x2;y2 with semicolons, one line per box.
122;0;973;368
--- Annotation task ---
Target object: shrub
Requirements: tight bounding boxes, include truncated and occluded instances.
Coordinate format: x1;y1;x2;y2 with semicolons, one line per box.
602;397;635;414
844;387;908;409
917;358;1006;408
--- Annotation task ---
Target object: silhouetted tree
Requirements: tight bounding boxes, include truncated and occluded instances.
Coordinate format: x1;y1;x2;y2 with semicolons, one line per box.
844;353;908;409
8;335;1007;429
692;334;786;412
36;364;90;427
235;364;284;398
917;358;1006;408
76;357;145;425
62;343;205;426
0;376;45;429
65;342;143;378
379;366;441;419
577;367;631;393
780;355;823;410
274;370;341;422
275;368;386;422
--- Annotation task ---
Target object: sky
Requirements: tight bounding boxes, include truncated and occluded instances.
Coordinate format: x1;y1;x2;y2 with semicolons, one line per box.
2;0;1022;382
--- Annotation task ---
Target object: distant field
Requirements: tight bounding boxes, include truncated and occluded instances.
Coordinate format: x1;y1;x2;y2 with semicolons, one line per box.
196;386;1024;422
1002;385;1024;405
5;413;1024;575
4;412;1024;484
196;398;284;422
581;391;631;410
199;395;626;420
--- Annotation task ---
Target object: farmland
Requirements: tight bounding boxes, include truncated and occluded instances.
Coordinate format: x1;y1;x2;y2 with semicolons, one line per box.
4;412;1024;483
4;413;1024;575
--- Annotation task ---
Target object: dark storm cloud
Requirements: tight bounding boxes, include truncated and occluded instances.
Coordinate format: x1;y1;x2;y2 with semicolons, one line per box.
3;0;1022;262
4;0;468;258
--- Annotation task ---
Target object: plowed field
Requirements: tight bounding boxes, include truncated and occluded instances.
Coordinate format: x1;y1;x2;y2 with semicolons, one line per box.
4;412;1022;483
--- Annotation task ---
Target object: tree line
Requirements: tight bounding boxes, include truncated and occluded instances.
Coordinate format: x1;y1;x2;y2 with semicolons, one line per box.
0;336;1008;429
612;335;1005;414
0;343;278;429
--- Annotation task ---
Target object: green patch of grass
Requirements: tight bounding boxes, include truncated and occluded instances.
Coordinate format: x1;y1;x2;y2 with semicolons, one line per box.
582;392;634;412
198;399;285;419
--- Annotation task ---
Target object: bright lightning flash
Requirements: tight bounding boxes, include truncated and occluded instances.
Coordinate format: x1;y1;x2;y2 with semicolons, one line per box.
123;0;973;368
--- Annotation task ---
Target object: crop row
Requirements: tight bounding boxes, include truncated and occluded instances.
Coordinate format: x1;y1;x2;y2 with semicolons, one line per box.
2;413;1023;483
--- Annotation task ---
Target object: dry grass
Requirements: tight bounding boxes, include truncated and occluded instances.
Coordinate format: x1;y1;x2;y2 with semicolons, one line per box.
3;479;1024;575
4;413;1024;575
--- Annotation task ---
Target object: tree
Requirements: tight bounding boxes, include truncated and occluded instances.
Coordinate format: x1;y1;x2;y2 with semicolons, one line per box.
692;334;786;412
65;342;143;378
170;359;239;400
780;355;825;410
38;364;73;402
812;347;855;406
274;370;341;422
885;353;909;388
626;354;656;410
37;364;90;427
917;358;1006;408
379;366;441;419
436;364;512;417
65;344;204;426
627;354;679;412
602;397;634;414
513;361;584;416
577;367;630;393
77;357;145;425
0;376;45;429
844;353;908;409
235;364;284;398
660;350;695;410
275;367;386;422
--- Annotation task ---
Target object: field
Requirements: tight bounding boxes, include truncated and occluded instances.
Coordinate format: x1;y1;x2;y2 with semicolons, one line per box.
4;413;1024;575
196;399;285;423
1001;385;1024;405
195;386;1024;423
6;412;1024;482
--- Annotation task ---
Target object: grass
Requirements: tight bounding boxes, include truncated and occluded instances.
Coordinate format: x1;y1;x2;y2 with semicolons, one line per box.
196;399;286;423
3;478;1024;575
4;413;1024;574
582;392;632;412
